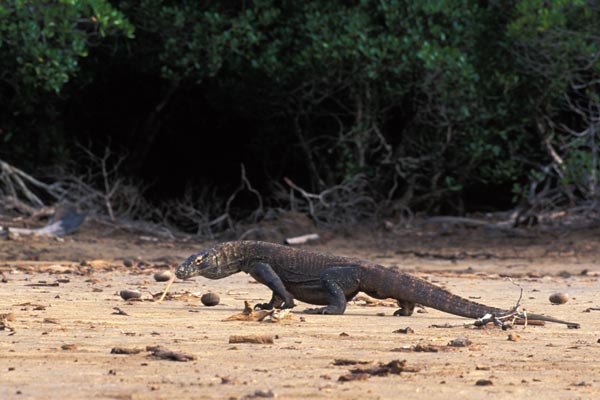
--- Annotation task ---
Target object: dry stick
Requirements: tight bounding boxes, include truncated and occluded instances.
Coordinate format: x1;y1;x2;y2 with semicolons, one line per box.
0;160;57;210
225;164;264;230
156;275;175;303
428;293;529;329
283;176;318;218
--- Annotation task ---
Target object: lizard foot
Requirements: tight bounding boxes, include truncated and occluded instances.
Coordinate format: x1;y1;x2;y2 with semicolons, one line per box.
303;307;342;315
254;303;274;310
393;300;415;316
393;309;412;316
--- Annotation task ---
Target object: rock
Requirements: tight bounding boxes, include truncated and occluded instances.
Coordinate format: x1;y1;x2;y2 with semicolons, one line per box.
120;289;142;300
448;336;472;347
392;327;414;334
201;292;220;306
549;292;569;305
507;332;520;342
153;270;172;282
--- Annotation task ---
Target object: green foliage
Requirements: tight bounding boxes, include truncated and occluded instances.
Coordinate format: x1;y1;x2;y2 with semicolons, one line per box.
0;0;133;166
506;0;600;203
0;0;133;92
3;0;600;213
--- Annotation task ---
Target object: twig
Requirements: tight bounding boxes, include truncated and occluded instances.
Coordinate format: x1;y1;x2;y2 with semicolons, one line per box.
224;164;264;227
282;174;376;226
112;307;129;316
0;159;65;211
156;276;175;304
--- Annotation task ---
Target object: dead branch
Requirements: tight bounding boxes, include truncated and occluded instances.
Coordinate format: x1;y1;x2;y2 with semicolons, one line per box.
162;164;264;238
1;209;86;238
224;164;264;227
0;159;66;213
72;145;127;221
282;174;377;227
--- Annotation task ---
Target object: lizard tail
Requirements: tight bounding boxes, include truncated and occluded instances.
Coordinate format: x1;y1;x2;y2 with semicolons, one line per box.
362;266;579;327
389;271;507;318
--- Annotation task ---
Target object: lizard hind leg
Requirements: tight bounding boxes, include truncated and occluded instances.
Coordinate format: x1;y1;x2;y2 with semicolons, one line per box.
393;299;416;316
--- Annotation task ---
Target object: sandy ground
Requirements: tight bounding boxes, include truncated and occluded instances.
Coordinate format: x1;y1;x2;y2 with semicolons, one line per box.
1;221;600;399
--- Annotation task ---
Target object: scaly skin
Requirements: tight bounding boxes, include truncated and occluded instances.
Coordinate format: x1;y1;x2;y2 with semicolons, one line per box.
175;241;580;328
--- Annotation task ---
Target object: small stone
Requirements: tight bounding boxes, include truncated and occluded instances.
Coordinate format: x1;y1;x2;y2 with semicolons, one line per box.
123;259;133;268
120;289;142;301
249;389;274;398
201;292;220;306
448;336;472;347
507;332;520;342
153;270;172;282
572;381;591;387
1;313;16;322
392;327;414;334
476;379;493;386
339;373;370;382
549;292;569;305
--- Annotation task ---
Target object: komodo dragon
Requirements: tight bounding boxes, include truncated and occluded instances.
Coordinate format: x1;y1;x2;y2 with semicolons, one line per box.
175;240;580;328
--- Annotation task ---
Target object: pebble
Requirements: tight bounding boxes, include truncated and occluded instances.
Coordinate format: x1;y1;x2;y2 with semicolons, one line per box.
549;292;569;305
448;336;472;347
201;292;220;306
507;332;520;342
153;270;172;282
120;289;142;300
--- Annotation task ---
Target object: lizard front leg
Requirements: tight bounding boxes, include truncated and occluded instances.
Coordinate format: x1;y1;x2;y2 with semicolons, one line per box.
256;293;284;310
247;262;295;310
304;266;361;315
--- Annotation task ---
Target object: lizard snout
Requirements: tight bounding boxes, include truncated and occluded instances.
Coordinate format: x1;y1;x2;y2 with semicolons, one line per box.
174;263;190;279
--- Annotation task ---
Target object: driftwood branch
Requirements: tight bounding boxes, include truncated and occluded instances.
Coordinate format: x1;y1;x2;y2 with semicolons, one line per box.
1;209;86;238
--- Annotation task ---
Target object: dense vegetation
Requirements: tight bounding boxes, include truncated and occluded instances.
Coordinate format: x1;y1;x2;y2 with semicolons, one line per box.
1;0;599;223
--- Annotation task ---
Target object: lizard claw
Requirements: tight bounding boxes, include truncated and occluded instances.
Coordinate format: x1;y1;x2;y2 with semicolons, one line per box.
281;301;296;309
303;306;343;315
254;303;274;310
304;307;327;314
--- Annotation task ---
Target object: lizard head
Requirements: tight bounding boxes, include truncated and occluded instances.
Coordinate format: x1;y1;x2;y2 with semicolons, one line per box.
175;247;239;280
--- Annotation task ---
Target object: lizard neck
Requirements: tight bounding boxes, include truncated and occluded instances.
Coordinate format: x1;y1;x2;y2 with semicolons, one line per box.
212;241;261;275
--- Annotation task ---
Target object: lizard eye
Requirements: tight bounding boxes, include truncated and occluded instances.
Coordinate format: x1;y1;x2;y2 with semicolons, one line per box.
193;250;209;265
